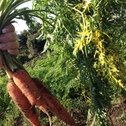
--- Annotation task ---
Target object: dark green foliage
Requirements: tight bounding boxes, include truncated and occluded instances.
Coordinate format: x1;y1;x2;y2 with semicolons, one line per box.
0;81;10;119
18;30;28;47
26;33;46;56
17;22;46;63
25;42;83;107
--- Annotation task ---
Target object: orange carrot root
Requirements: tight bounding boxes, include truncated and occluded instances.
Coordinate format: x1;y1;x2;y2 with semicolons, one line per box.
33;78;76;126
7;79;41;126
32;78;52;126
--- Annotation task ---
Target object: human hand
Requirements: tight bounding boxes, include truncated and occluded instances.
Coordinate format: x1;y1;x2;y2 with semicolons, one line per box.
0;24;19;55
0;24;19;67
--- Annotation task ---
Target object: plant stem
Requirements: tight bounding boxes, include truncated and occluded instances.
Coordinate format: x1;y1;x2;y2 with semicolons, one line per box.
0;50;24;78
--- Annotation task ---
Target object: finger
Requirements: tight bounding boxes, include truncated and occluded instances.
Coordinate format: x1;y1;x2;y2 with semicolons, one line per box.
0;32;18;42
7;49;19;56
2;24;15;33
0;41;19;50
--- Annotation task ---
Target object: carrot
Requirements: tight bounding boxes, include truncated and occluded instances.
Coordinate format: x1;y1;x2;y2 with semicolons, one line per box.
32;78;52;126
12;69;43;105
33;78;76;126
7;79;41;126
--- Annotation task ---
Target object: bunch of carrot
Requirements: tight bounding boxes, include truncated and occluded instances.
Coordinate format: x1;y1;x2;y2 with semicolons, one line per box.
6;69;76;126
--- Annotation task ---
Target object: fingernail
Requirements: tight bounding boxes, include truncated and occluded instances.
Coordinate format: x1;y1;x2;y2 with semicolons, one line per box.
7;50;11;53
0;44;5;49
2;28;7;33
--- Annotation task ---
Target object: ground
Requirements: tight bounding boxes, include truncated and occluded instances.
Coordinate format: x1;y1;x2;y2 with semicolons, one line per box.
106;100;126;126
41;99;126;126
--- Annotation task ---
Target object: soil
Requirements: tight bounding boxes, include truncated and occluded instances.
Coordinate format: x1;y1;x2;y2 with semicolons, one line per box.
39;100;126;126
106;100;126;126
64;100;126;126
